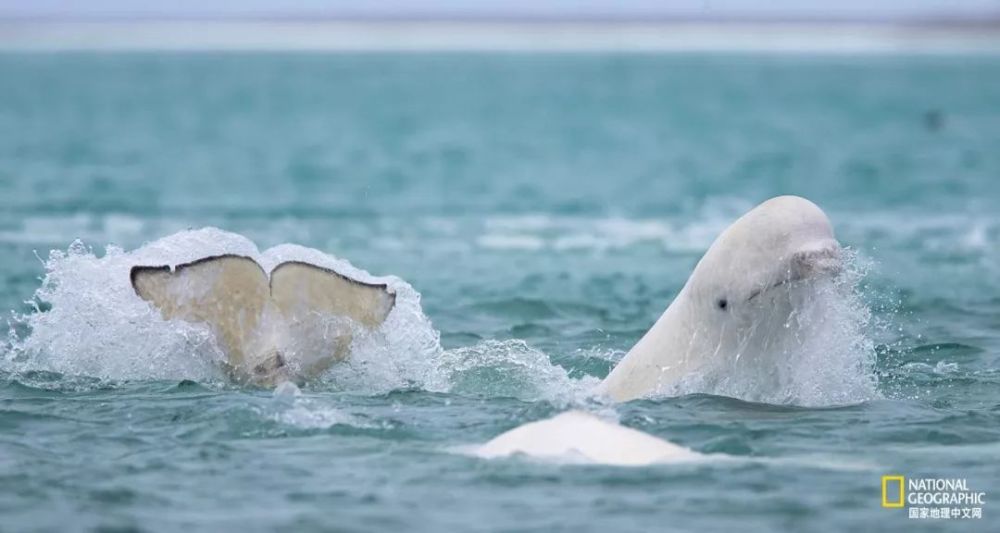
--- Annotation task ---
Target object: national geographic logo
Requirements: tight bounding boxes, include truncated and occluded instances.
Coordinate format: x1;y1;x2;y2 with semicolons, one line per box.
882;475;986;520
882;476;905;508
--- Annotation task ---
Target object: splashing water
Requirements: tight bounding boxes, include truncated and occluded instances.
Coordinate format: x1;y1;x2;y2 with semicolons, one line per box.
3;229;880;407
436;339;600;402
2;228;444;387
2;228;593;402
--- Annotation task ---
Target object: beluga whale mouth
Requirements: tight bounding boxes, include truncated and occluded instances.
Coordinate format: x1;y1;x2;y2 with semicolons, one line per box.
746;242;842;302
130;254;396;386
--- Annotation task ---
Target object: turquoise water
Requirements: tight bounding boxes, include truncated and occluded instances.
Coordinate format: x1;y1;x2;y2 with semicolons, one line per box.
1;53;999;531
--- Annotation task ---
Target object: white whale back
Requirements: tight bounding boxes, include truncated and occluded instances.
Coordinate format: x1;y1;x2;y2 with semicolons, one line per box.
472;411;702;466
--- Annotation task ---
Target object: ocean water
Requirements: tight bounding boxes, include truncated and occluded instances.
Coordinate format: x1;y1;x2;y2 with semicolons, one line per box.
0;53;998;532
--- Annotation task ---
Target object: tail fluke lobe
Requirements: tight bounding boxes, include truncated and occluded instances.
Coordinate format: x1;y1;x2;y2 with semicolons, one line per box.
270;261;395;328
269;261;395;377
131;255;271;372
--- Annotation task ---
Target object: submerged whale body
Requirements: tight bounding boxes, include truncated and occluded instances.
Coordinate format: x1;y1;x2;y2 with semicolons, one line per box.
131;254;395;385
473;411;702;466
477;195;846;464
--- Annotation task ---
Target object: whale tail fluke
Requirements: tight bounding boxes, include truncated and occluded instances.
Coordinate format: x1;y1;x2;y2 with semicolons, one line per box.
130;255;395;385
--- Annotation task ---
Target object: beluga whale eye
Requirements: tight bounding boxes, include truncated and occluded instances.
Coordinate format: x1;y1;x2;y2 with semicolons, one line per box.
716;298;728;310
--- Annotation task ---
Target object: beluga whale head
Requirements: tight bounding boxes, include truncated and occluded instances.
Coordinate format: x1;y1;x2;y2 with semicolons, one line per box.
600;195;844;402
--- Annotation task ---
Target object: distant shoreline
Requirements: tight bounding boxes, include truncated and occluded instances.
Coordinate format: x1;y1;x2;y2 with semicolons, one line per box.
2;20;1000;53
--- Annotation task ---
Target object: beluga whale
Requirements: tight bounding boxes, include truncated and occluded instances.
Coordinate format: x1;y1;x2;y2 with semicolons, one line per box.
599;194;843;401
476;195;846;464
131;255;395;386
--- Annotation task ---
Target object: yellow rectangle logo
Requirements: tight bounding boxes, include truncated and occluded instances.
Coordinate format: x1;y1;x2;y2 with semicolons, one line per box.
882;475;905;508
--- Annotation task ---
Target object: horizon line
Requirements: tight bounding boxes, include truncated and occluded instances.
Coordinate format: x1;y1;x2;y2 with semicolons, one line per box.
2;13;1000;26
3;19;1000;54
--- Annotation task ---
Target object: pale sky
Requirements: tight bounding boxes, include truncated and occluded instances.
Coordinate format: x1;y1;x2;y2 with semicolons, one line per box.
2;0;999;20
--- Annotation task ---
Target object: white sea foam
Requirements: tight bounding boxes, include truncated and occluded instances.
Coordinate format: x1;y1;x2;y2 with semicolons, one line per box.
5;207;992;261
476;204;746;254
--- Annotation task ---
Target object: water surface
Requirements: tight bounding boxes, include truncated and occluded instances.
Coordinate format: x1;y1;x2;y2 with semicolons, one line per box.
1;53;999;531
